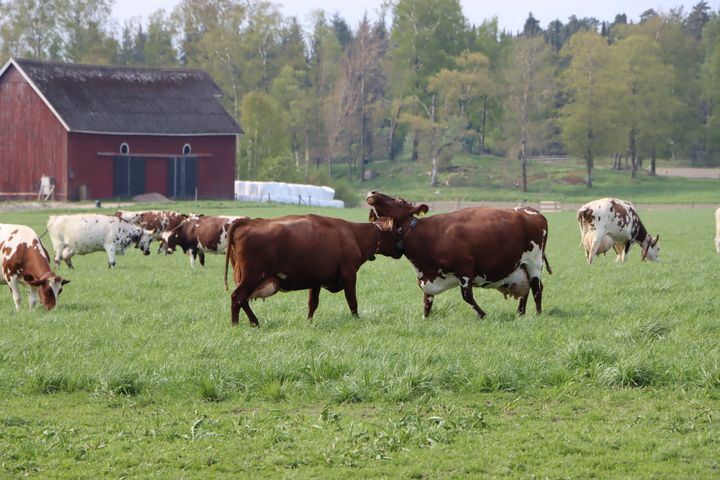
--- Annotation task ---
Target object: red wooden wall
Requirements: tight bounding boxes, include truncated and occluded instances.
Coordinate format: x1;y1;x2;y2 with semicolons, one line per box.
0;66;67;199
67;133;236;199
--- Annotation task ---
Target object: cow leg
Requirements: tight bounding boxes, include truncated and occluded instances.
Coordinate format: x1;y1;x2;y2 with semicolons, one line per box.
530;277;543;314
230;286;260;327
8;276;22;311
342;272;359;317
621;241;631;262
188;250;196;268
105;245;116;268
28;287;39;309
241;302;260;327
423;293;434;319
459;277;486;319
308;287;321;323
199;251;205;267
517;292;529;315
64;256;74;269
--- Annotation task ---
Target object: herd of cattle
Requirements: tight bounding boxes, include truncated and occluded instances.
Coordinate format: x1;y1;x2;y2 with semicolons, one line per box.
0;192;714;325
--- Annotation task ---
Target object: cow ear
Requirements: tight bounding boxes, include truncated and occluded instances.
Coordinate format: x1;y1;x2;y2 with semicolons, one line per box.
414;204;429;216
61;278;70;285
373;217;394;232
653;235;659;245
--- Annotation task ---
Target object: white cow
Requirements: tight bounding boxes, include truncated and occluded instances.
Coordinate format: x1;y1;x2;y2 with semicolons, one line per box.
1;224;69;310
715;208;720;253
47;214;152;268
577;197;660;264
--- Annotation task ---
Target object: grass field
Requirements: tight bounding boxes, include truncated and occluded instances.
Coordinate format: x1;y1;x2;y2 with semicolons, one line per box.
357;155;720;204
1;202;719;478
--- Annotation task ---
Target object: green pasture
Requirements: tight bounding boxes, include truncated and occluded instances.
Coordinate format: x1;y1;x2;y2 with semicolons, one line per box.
1;202;719;478
358;155;720;204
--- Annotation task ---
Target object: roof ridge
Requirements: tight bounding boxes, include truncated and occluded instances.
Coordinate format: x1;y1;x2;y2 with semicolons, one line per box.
14;57;207;75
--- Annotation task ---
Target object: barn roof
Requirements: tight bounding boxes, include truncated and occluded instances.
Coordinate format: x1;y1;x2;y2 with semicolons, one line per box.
0;58;243;136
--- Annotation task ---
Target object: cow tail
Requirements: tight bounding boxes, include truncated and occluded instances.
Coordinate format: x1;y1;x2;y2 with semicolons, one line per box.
543;252;552;275
224;222;235;291
37;228;48;240
224;218;246;291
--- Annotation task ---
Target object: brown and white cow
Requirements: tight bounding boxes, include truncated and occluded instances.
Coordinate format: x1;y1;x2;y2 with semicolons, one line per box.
223;214;395;326
577;197;659;264
366;192;552;319
1;224;69;311
114;210;188;252
162;215;242;267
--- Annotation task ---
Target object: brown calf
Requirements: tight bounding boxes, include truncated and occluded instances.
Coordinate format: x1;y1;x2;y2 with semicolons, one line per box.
223;214;394;326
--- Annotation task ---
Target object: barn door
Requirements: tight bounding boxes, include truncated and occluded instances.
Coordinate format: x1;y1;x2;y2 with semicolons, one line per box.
113;156;146;197
167;157;198;199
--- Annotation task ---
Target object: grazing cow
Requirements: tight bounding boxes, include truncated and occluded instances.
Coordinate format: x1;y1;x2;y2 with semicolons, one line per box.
223;214;395;326
47;214;152;268
715;208;720;253
366;192;552;319
577;197;659;264
162;215;242;267
581;233;625;261
1;224;69;310
114;210;188;252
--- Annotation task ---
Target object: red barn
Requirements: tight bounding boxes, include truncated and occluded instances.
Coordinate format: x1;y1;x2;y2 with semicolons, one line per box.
0;58;242;201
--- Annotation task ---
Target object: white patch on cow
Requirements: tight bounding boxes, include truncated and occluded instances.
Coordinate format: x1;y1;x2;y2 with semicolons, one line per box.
460;276;470;288
277;272;287;279
420;273;460;296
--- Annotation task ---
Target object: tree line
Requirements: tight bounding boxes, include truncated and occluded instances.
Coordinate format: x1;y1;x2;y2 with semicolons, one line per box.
2;0;720;189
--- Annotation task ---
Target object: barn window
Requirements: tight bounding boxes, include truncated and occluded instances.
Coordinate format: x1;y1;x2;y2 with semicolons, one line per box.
182;143;192;156
120;143;130;155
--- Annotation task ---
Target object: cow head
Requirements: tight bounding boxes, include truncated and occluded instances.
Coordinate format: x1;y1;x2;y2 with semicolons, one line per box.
161;229;180;255
24;272;70;311
371;216;404;259
366;191;428;222
367;192;429;257
133;229;153;255
641;235;660;262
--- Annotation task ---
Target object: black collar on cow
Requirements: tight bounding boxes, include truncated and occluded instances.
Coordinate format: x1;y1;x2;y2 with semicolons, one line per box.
395;217;419;253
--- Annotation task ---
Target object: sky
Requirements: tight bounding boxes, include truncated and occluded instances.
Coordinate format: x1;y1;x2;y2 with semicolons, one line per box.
113;0;709;33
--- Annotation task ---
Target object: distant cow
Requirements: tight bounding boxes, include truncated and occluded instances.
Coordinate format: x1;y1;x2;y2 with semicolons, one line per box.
366;192;551;319
223;214;395;326
114;210;187;251
715;208;720;253
577;198;659;264
162;215;242;267
47;214;152;268
1;224;69;310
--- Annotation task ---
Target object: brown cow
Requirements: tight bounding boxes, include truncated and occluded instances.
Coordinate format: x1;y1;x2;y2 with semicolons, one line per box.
115;210;188;252
1;224;69;311
366;191;551;319
162;215;242;267
223;214;395;326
